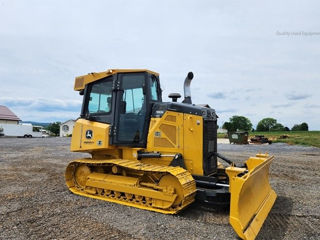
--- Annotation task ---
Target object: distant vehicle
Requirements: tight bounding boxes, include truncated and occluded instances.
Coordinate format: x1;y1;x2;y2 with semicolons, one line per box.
0;123;45;138
228;131;249;144
250;135;272;144
41;133;50;138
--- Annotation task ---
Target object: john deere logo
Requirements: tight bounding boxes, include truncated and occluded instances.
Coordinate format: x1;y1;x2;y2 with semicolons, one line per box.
85;130;93;139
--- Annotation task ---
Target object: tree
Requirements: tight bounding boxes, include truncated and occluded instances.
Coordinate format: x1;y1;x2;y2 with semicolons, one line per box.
256;118;277;131
47;122;61;136
300;122;309;131
222;115;252;132
292;122;309;131
284;127;290;131
222;122;236;132
270;123;285;131
291;124;300;131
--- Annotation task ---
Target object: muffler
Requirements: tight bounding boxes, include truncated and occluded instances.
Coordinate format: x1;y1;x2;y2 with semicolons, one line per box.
182;72;194;104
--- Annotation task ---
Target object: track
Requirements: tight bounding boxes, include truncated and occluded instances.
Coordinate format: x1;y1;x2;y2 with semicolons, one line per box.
65;158;197;214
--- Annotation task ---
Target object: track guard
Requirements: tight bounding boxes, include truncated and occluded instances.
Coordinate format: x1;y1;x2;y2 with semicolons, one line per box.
226;154;277;240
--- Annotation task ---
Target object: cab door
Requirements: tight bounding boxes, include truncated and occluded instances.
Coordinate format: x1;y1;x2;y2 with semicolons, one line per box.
112;72;150;147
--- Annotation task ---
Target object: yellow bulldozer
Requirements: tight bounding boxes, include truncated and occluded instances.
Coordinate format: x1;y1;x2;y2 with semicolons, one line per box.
65;69;277;240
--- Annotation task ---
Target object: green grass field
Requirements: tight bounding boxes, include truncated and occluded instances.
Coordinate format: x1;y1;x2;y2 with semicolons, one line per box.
218;131;320;148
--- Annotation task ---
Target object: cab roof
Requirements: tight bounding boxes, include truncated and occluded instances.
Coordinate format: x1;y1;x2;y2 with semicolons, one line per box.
74;69;159;91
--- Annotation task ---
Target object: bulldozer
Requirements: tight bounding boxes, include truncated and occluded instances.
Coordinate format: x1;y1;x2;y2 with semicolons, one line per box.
65;69;277;240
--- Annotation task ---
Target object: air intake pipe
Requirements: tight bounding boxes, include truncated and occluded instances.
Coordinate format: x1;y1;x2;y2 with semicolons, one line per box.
182;72;194;104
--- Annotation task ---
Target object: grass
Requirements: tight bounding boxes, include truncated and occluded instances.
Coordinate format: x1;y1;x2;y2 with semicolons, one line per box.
218;131;320;148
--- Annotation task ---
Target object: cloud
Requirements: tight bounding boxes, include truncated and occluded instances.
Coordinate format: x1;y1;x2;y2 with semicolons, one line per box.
272;103;294;108
0;97;82;112
216;108;237;113
244;88;259;93
208;92;226;99
286;93;311;100
19;110;80;122
304;104;320;108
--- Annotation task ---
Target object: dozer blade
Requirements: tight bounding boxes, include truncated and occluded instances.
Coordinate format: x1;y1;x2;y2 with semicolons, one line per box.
226;154;277;240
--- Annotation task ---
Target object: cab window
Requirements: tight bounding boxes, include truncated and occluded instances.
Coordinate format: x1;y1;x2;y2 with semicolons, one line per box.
123;88;144;113
150;76;159;101
87;79;113;114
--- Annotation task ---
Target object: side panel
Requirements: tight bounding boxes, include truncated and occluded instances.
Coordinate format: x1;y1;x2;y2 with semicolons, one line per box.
71;119;113;152
145;111;204;176
183;114;204;175
148;111;183;150
146;111;184;166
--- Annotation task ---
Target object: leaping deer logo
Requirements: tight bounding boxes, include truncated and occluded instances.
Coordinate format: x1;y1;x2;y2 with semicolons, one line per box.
85;130;93;139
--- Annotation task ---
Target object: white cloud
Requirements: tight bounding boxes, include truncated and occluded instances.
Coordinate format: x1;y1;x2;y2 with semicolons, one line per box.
0;97;81;121
287;93;312;100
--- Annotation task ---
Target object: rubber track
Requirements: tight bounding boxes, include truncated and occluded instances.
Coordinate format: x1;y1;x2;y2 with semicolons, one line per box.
66;158;197;214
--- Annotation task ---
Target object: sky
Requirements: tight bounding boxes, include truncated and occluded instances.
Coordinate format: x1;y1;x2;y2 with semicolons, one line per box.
0;0;319;129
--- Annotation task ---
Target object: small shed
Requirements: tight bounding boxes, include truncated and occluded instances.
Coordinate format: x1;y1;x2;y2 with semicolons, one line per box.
60;119;76;137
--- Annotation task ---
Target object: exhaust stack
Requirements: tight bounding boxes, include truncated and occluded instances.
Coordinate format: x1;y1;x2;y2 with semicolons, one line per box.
182;72;194;104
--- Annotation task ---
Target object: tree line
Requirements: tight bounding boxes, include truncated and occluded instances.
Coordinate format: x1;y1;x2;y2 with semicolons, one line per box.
222;116;309;132
45;117;309;136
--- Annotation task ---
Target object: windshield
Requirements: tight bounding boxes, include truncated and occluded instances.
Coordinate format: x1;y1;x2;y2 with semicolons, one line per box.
87;78;113;114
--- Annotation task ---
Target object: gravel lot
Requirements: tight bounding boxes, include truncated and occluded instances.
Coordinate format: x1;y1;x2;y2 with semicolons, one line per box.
0;138;319;240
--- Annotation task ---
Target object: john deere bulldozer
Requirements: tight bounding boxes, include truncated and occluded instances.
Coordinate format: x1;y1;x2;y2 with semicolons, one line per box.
65;69;277;240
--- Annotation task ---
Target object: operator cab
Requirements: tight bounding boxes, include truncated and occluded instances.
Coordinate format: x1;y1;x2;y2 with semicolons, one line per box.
80;71;162;147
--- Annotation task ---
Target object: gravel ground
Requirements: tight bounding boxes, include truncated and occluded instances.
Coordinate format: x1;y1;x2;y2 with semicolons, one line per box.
0;138;319;240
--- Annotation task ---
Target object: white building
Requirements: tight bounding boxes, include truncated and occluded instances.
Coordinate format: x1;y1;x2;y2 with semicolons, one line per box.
0;105;21;124
0;105;43;137
218;128;228;134
60;119;76;137
0;105;21;136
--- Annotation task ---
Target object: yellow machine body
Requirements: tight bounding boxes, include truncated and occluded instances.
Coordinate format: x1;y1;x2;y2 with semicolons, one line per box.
66;69;277;240
71;110;205;175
